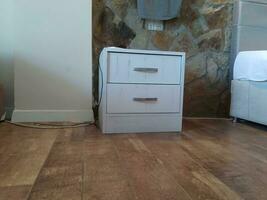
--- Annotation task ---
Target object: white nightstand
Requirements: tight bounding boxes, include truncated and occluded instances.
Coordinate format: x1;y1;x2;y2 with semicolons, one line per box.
99;47;186;134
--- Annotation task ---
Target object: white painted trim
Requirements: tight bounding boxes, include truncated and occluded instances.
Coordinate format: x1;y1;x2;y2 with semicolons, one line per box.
103;47;186;56
12;109;94;123
184;117;231;120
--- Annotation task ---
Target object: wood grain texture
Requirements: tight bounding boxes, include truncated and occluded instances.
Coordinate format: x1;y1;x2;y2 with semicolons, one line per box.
0;120;267;199
0;123;58;187
83;127;135;200
0;185;31;200
28;129;84;200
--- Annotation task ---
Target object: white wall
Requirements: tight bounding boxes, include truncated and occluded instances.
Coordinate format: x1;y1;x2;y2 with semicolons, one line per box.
12;0;93;122
0;0;14;118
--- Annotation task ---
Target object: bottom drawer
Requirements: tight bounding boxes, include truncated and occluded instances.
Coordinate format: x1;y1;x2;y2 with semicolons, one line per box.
103;114;182;133
107;84;181;114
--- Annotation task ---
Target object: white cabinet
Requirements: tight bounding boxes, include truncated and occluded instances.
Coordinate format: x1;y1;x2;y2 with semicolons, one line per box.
99;47;186;134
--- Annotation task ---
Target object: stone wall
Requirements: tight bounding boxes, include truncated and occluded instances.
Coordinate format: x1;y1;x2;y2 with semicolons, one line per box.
93;0;233;117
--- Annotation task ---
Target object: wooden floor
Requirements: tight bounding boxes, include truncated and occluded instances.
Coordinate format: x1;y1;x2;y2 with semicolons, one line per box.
0;119;267;200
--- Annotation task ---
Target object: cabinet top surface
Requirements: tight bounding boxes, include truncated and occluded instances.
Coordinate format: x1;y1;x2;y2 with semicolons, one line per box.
103;47;186;57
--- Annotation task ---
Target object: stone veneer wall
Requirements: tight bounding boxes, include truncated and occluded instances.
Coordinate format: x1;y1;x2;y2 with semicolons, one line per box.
93;0;233;117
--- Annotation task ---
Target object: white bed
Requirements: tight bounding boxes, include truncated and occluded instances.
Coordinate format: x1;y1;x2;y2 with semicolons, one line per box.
231;51;267;125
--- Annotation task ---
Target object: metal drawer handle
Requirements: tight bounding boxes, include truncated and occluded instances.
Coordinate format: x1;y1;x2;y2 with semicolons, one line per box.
133;98;158;102
134;67;158;73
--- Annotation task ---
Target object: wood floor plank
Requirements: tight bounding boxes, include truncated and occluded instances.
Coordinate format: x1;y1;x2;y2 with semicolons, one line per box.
180;123;267;200
0;126;58;187
203;120;267;157
110;135;193;200
83;127;136;200
184;120;267;180
137;133;243;200
1;120;267;200
187;119;267;148
0;185;31;200
28;128;84;200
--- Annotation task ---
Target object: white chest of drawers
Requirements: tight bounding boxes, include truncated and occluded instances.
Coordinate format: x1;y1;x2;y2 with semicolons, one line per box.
99;47;186;134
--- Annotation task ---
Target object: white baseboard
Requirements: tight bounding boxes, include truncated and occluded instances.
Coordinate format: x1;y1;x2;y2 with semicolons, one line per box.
12;109;94;123
183;117;231;120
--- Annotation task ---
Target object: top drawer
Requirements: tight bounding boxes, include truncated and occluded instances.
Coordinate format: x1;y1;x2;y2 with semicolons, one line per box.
108;52;182;84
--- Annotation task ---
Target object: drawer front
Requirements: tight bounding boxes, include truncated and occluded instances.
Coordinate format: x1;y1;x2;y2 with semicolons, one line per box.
108;53;181;84
107;84;181;114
